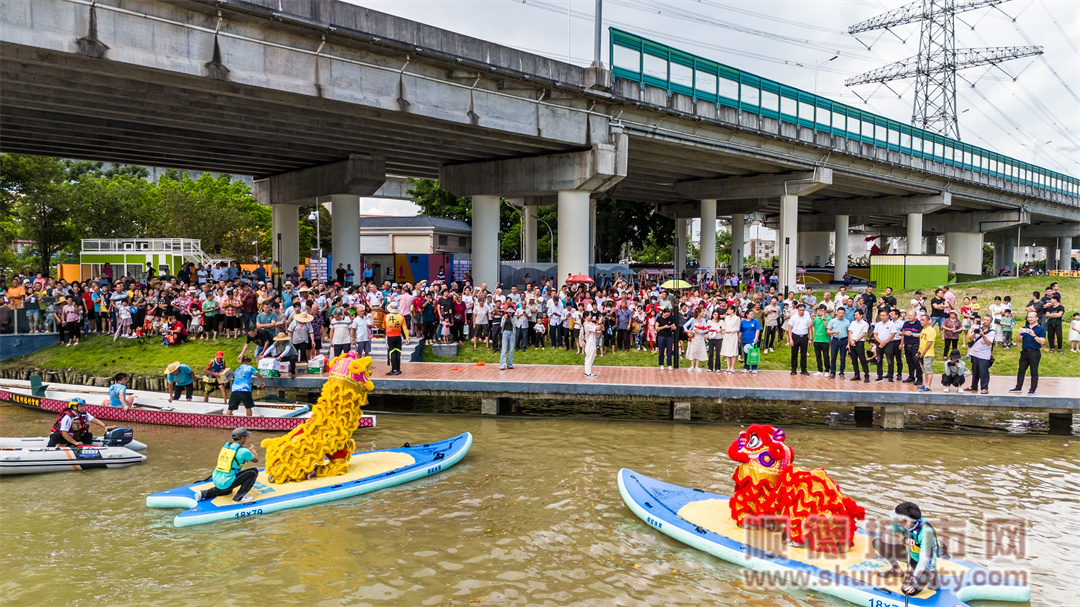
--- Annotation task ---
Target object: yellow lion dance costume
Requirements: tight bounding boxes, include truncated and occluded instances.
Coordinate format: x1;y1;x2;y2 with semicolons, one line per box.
261;352;375;483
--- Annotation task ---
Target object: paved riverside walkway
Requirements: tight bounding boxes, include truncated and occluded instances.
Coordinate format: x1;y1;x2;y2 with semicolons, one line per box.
265;362;1079;428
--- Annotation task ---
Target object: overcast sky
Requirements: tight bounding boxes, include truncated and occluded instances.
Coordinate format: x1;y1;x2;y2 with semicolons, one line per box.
347;0;1079;216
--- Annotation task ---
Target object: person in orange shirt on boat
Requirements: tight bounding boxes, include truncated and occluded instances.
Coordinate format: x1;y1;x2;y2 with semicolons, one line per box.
383;301;409;376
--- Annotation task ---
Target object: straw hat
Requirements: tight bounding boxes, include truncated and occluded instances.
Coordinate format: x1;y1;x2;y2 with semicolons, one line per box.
165;361;181;374
55;297;67;304
273;332;290;342
297;286;311;293
294;311;314;323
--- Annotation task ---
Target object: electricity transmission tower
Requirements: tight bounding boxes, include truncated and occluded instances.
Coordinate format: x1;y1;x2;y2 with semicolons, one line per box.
845;0;1042;140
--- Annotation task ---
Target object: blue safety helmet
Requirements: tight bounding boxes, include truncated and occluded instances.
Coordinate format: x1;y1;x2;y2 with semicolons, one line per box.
68;398;86;408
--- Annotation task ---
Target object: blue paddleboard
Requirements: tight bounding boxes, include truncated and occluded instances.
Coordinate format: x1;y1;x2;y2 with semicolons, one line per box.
617;469;1029;607
147;433;472;527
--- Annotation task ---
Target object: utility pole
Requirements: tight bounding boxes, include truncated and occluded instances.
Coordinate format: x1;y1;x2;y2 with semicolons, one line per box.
846;0;1042;140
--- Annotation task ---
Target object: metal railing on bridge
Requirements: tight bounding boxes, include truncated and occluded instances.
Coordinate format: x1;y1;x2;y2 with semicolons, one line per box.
609;28;1079;200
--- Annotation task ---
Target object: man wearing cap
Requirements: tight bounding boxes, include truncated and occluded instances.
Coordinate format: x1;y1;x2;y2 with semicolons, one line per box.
194;427;260;504
202;351;230;403
383;301;409;375
47;399;114;447
165;361;196;402
228;356;265;416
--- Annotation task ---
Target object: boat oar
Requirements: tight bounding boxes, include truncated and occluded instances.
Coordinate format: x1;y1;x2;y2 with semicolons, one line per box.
132;403;175;412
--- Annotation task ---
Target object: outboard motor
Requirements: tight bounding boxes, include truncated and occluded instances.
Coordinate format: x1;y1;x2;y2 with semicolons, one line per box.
101;427;134;447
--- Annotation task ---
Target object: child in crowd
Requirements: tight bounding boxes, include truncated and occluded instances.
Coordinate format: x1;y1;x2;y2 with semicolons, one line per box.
1069;312;1080;353
959;297;972;332
999;309;1016;349
534;314;548;350
113;304;133;341
439;317;451;344
189;305;204;339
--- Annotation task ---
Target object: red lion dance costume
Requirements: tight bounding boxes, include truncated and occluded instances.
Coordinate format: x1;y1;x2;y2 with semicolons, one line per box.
727;424;865;553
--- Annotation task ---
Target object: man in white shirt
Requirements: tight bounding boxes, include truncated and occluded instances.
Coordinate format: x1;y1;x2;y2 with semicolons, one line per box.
871;310;897;382
847;309;871;382
787;304;812;375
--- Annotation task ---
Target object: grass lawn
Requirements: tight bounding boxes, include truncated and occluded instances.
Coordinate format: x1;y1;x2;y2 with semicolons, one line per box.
5;277;1077;380
893;276;1079;318
0;333;255;377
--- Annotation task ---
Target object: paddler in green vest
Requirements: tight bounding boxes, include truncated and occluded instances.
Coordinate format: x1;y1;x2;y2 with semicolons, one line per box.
193;427;260;504
873;501;941;596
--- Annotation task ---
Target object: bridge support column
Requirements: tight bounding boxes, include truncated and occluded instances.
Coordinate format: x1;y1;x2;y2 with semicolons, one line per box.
1049;413;1073;436
523;205;537;264
675;218;688;277
906;213;923;255
778;195;798;293
330;195;362;278
481;397;500;416
834;215;850;282
1061;237;1074;272
673;401;691;421
944;232;984;275
472;195;501;289
589;198;597;266
1002;241;1016;274
880;405;905;429
558;190;591;285
272;204;299;277
1047;244;1059;272
699;199;716;275
798;232;831;268
731;213;745;275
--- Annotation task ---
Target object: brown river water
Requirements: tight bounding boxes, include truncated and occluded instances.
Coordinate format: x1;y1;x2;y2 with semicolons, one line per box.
1;406;1077;607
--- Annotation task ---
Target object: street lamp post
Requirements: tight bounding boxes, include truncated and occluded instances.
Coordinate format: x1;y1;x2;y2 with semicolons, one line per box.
252;239;259;264
537;218;555;263
813;54;838;96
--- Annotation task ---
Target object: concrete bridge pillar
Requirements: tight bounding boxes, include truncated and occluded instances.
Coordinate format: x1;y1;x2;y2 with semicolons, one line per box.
472;195;501;289
906;212;923;255
330;195;362;279
272;204;299;276
522;205;537;264
1047;244;1059;272
254;154;387;280
798;232;831;268
589;198;597;266
699;199;717;275
675;218;688;278
558;190;591;285
1002;241;1016;274
731;214;745;275
438;140;628;288
833;215;850;282
1061;237;1074;271
944;232;984;275
778;195;798;292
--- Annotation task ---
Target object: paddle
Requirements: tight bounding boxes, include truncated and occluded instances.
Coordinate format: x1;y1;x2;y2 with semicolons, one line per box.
131;403;175;412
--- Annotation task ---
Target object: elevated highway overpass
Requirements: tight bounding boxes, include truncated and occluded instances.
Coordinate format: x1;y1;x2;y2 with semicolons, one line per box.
2;0;1077;285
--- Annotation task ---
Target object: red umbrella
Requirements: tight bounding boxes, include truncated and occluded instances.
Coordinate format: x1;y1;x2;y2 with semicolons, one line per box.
565;274;595;284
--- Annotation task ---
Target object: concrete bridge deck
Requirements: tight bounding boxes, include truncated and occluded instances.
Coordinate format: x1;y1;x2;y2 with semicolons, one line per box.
265;362;1079;432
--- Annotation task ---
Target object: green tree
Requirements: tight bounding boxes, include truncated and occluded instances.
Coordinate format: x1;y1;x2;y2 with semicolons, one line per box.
634;229;675;264
67;173;154;240
982;243;994;275
0;155;72;277
407;178;471;223
595;199;671;263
